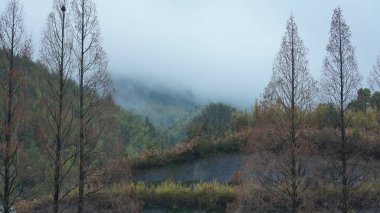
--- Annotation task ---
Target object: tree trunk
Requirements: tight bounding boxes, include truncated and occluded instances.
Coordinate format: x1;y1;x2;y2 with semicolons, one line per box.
338;17;348;213
290;24;298;213
3;12;15;213
53;7;66;213
78;1;86;212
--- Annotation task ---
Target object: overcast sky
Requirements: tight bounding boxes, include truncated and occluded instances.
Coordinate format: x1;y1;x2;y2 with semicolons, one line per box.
1;0;380;108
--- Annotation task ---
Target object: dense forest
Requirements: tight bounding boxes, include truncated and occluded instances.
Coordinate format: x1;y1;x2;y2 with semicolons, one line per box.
1;0;380;213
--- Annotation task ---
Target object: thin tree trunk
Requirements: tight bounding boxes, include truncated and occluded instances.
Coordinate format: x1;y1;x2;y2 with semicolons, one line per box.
53;7;66;213
72;1;110;211
0;1;30;211
338;17;348;213
290;24;298;213
78;1;86;212
321;7;360;212
3;9;16;213
262;15;315;212
77;0;85;210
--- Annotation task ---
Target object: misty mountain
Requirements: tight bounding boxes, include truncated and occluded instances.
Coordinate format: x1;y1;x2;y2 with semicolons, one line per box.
113;77;201;129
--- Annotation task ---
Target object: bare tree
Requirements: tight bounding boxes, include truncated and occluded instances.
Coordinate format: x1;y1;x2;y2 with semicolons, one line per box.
369;55;380;92
262;15;316;213
0;0;31;212
321;7;361;213
40;1;77;212
71;0;111;212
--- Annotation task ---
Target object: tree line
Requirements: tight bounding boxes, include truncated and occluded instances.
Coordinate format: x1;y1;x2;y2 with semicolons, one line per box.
0;0;110;212
258;7;380;213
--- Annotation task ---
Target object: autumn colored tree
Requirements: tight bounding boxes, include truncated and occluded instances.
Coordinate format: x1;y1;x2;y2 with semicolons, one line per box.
0;0;31;212
262;15;316;213
321;7;361;213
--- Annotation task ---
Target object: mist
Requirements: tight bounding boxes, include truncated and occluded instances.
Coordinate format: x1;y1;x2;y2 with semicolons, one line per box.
2;0;380;108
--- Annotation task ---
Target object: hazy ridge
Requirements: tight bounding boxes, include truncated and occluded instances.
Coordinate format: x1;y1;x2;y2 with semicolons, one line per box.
113;76;201;129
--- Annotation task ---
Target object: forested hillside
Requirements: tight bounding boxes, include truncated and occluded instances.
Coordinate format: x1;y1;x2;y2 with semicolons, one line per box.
113;77;200;129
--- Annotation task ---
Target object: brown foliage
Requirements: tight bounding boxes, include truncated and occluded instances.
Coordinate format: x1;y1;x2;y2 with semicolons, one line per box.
102;157;131;185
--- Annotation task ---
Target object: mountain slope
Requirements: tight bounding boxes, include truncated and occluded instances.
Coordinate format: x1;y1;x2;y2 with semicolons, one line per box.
113;77;200;129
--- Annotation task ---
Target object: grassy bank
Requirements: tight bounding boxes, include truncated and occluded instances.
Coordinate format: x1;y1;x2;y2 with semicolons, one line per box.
15;181;235;212
130;128;251;170
15;180;380;212
91;180;235;212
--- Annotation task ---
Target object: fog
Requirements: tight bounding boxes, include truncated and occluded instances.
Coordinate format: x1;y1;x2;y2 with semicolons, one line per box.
2;0;380;108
